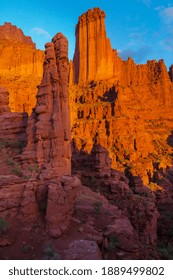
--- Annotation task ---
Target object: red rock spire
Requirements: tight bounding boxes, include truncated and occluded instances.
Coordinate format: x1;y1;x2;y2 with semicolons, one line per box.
23;32;71;179
73;7;114;83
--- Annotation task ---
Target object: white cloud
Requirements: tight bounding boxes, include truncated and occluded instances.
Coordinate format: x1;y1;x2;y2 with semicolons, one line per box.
31;27;51;38
159;7;173;24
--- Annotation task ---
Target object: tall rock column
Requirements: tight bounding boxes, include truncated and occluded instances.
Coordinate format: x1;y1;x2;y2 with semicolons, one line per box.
73;7;114;83
23;32;71;179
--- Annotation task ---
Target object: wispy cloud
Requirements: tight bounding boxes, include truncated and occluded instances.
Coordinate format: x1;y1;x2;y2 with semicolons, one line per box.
140;0;151;8
118;45;152;63
31;27;51;39
159;7;173;24
156;6;173;53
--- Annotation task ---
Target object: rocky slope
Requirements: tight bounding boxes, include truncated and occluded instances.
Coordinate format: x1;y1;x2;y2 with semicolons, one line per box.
0;22;44;114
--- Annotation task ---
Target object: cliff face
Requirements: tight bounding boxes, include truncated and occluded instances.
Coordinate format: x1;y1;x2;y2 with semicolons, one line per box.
70;8;173;187
0;22;44;114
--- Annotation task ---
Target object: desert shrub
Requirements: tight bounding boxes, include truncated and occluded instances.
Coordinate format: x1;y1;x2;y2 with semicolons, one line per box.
27;163;39;173
43;243;61;260
11;165;22;176
6;158;15;166
158;245;173;260
107;235;119;251
0;217;9;236
93;201;102;214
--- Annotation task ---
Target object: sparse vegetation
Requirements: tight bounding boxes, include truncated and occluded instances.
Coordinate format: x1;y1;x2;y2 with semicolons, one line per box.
43;243;61;260
85;176;97;187
93;201;102;214
157;244;173;260
11;165;22;176
107;235;119;251
6;158;15;166
21;245;31;254
0;217;9;236
0;138;25;153
27;163;39;173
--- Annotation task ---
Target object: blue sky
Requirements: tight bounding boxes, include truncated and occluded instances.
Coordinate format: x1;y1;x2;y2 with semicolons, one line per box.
1;0;173;68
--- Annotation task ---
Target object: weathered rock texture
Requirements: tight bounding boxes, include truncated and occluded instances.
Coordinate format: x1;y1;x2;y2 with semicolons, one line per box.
0;32;79;240
0;87;28;143
0;87;10;113
21;32;77;237
73;8;114;82
0;22;44;114
23;32;71;179
70;8;173;190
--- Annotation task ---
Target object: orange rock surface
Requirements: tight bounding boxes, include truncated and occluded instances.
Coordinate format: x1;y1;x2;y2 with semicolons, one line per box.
70;8;173;186
0;22;44;114
73;8;114;82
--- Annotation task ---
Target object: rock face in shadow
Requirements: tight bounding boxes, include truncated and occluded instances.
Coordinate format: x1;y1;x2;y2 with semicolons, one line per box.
0;32;80;239
22;33;71;179
0;22;44;114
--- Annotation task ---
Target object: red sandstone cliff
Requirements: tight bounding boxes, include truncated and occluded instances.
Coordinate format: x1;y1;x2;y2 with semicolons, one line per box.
0;22;44;114
70;8;173;187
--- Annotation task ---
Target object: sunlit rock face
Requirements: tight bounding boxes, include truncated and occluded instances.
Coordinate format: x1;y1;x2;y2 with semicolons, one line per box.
0;22;44;114
69;8;173;187
72;8;114;83
0;87;10;113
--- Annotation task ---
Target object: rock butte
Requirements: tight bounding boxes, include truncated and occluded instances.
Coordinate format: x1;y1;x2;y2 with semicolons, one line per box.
0;7;173;260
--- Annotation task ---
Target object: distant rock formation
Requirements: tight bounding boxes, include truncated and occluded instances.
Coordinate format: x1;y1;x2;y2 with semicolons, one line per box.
0;22;35;47
0;22;44;114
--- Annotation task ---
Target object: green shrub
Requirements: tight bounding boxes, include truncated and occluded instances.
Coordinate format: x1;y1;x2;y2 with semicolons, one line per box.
11;166;22;176
43;243;61;260
107;235;119;251
158;245;173;260
93;201;102;214
6;158;15;166
0;217;9;236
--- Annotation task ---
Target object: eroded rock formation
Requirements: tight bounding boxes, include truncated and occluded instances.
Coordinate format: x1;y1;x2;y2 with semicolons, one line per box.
22;33;71;179
0;22;44;114
69;7;173;188
0;32;79;240
73;8;114;82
